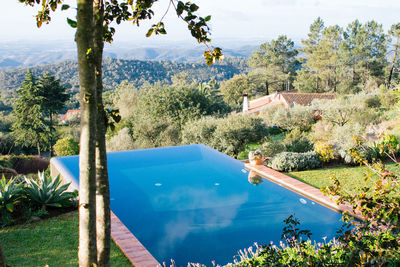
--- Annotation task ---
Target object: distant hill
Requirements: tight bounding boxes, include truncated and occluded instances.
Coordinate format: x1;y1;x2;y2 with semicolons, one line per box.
0;57;247;103
0;41;256;69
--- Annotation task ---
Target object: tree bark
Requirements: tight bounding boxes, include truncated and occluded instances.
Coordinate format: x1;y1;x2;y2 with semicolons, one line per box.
93;0;111;266
76;0;98;266
36;139;41;156
49;113;53;157
0;245;6;267
387;39;399;90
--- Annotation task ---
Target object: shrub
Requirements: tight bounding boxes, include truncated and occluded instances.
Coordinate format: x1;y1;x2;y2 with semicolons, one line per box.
284;137;313;153
283;128;314;153
181;116;219;147
350;108;381;127
312;97;362;127
211;115;268;157
370;134;400;159
182;115;268;157
24;172;77;211
261;138;285;158
314;142;335;162
331;123;364;153
364;95;381;108
268;151;321;172
106;127;136;151
309;120;334;143
53;137;79;156
268;106;315;131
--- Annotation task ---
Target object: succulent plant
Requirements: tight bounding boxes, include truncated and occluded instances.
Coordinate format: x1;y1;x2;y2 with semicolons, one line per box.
24;172;77;210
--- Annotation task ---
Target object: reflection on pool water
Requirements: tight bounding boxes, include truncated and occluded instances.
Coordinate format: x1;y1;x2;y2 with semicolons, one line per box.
52;144;343;266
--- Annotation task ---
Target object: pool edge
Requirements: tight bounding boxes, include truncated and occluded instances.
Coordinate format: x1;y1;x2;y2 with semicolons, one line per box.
245;164;361;219
111;212;160;267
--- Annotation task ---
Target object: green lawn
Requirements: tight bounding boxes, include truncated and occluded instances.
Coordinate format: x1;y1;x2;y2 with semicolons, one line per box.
237;142;263;160
0;211;131;267
287;163;399;194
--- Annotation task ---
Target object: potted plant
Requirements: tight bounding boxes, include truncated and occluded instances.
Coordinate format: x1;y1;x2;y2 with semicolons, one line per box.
248;149;263;165
248;171;264;186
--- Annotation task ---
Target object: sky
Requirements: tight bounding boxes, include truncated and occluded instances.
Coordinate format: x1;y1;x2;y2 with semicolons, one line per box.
2;0;400;47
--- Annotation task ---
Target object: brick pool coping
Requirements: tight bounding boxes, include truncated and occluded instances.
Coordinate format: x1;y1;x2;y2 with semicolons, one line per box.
110;212;160;266
245;164;359;218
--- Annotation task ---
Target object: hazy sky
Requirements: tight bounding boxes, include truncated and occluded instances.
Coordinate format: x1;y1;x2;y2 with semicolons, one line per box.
2;0;400;46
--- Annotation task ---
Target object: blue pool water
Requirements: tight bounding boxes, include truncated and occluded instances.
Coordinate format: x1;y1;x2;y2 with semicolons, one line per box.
52;144;343;266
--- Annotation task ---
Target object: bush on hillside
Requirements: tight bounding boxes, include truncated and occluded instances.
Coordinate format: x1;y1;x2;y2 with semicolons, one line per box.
182;115;268;157
268;151;321;172
314;141;336;162
267;106;315;131
181;117;219;147
261;138;285;158
285;137;314;153
54;137;79;157
283;128;314;153
364;95;381;108
106;128;136;152
211;115;268;157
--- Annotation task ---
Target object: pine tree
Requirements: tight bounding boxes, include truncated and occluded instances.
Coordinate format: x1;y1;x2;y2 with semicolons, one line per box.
297;17;325;92
11;70;49;156
249;35;299;93
38;73;69;156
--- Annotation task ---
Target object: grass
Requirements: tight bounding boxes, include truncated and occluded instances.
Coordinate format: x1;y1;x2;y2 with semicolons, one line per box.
0;211;131;267
237;142;263;160
237;133;286;160
287;162;399;194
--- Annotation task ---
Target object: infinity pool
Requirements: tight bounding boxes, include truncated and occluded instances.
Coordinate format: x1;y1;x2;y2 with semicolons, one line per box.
51;144;343;265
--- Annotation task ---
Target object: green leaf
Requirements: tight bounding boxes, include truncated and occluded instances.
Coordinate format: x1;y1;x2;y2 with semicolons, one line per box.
176;1;184;16
146;28;154;38
50;2;57;11
6;203;14;213
189;3;199;12
204;15;211;21
61;4;70;11
67;18;77;28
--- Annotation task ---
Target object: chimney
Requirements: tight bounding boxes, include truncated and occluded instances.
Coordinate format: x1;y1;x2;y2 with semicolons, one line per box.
242;92;249;113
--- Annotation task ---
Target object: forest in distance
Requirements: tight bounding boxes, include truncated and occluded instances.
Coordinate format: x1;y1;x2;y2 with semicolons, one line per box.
0;57;247;108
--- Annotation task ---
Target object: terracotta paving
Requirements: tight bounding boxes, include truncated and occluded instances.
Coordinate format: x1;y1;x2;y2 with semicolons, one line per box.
111;212;160;267
245;164;359;218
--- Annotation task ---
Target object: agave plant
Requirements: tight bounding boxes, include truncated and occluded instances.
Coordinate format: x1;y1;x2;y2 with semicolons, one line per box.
0;175;23;213
24;172;76;210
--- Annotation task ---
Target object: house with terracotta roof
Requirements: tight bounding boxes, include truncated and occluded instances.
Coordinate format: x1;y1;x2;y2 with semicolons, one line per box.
60;109;81;125
244;91;335;114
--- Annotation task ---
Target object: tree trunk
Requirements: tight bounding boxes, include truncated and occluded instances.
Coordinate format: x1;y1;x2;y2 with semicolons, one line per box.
49;113;53;157
387;39;399;90
0;245;6;267
36;141;41;156
93;0;111;266
265;80;269;95
76;0;98;266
